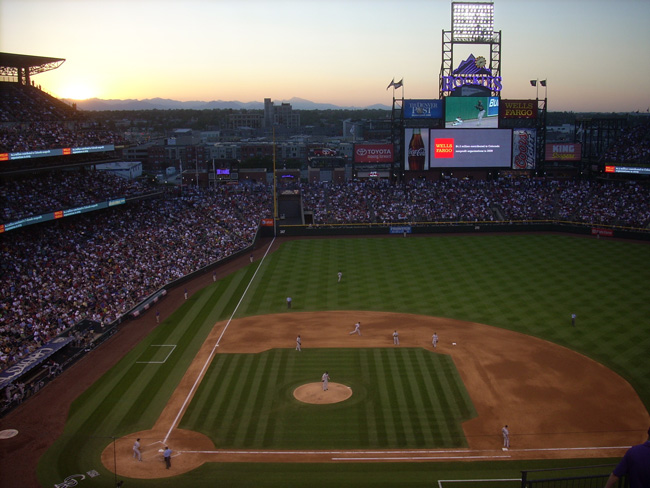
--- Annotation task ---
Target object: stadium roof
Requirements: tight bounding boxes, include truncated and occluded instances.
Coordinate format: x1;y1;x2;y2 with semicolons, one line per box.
0;52;65;78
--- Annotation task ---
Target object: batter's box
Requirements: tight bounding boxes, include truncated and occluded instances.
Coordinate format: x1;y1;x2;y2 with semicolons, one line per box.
136;344;177;364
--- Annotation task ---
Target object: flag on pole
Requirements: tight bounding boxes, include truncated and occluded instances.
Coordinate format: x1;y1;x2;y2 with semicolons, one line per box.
386;78;395;90
393;78;403;89
540;80;547;87
530;80;537;86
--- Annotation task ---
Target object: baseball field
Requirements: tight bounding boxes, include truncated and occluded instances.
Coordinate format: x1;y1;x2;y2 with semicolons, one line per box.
17;234;650;486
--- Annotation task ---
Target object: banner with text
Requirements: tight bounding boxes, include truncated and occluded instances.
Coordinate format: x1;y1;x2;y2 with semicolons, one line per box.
403;99;443;119
545;143;582;161
354;143;394;164
500;100;538;119
512;129;536;169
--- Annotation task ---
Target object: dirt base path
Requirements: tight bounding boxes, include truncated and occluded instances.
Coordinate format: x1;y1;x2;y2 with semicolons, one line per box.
104;310;650;479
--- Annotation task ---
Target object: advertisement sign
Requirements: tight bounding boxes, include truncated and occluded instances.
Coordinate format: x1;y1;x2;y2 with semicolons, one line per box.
605;166;650;175
429;129;512;168
403;99;443;119
354;144;394;163
404;128;430;170
545;143;582;161
445;96;499;128
1;144;115;162
500;100;538;119
0;336;74;389
512;129;536;169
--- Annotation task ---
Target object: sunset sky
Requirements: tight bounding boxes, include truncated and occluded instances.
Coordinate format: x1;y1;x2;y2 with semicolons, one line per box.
1;0;649;112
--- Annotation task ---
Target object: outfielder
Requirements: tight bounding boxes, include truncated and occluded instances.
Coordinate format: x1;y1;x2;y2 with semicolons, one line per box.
338;271;343;282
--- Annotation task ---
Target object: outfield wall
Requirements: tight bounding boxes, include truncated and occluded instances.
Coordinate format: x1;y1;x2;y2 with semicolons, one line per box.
271;221;650;241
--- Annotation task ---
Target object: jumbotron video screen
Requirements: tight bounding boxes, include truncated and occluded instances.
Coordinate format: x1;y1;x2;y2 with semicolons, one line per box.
428;129;512;168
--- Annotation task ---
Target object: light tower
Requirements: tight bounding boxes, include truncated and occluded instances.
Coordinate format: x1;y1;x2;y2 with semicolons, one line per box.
440;2;501;98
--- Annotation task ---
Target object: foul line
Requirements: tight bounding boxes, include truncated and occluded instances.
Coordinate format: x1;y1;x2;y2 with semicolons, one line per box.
136;344;176;364
163;238;276;443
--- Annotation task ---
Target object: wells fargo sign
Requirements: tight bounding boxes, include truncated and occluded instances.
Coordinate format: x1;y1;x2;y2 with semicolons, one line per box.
500;100;537;119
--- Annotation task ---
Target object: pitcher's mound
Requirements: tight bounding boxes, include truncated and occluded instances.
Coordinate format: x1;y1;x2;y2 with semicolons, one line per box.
293;382;352;404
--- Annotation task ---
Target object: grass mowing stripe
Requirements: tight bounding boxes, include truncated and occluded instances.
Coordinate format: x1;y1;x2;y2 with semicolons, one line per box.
359;349;379;446
402;349;435;446
435;357;471;447
199;355;244;440
384;349;417;446
233;352;270;446
263;348;290;447
417;352;455;444
373;349;398;446
250;349;285;446
219;355;257;445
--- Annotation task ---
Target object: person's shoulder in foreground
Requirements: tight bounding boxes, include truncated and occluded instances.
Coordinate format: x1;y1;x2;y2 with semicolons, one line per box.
604;426;650;488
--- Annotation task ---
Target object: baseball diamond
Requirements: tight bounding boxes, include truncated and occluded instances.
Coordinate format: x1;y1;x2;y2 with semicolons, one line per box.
2;234;649;487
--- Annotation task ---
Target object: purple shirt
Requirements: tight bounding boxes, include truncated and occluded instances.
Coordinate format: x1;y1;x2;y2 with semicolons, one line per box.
613;441;650;488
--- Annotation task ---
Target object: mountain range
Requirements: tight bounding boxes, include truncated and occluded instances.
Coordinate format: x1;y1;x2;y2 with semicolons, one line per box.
63;97;392;111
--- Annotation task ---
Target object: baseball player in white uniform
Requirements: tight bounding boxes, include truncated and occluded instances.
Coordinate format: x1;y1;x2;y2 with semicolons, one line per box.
322;372;330;391
296;335;301;351
393;330;399;345
338;271;343;282
432;332;438;348
349;322;361;335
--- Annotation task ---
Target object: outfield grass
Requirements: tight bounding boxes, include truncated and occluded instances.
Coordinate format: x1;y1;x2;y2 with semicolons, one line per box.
38;234;650;487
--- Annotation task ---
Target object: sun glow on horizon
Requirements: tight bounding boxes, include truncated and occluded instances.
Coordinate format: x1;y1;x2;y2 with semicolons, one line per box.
57;83;96;101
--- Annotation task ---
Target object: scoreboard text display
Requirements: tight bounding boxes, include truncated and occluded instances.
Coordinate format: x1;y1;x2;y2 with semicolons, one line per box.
429;129;512;168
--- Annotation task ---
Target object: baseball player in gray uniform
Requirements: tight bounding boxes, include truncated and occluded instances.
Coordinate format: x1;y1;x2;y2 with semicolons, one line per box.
296;335;301;351
133;438;142;461
502;425;510;450
349;322;361;335
322;371;330;391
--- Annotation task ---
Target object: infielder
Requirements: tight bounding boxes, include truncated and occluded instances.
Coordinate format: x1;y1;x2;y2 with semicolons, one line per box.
432;332;438;348
502;425;510;450
296;335;301;351
393;330;399;345
349;322;361;335
133;438;142;461
322;371;330;391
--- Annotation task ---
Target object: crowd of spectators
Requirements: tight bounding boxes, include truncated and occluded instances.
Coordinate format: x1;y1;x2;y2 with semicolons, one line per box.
300;178;650;228
1;170;153;224
0;83;127;152
0;185;272;373
601;121;650;163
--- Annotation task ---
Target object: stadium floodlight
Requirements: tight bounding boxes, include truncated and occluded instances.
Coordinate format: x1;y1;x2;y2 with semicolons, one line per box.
451;2;494;43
